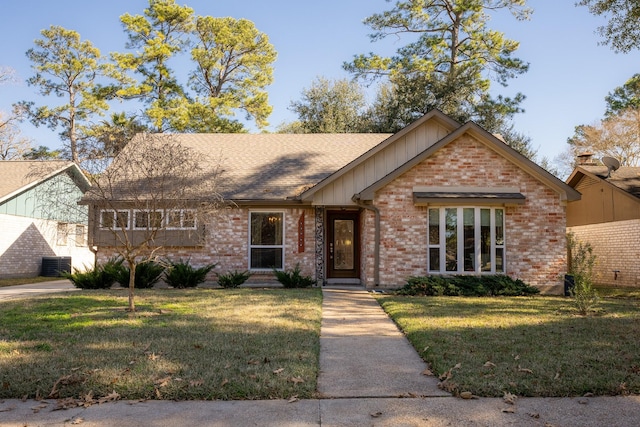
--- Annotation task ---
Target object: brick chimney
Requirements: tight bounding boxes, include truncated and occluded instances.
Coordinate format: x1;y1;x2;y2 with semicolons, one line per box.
576;152;596;165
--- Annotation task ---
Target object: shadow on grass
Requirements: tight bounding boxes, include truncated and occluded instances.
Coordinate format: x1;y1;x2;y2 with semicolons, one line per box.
0;288;322;401
377;295;640;397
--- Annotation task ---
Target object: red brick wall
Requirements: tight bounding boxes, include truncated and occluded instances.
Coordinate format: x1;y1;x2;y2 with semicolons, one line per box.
365;135;567;293
98;207;317;284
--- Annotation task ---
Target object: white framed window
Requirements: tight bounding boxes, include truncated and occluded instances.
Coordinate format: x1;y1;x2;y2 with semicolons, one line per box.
428;207;505;274
249;211;284;270
75;225;87;247
166;209;197;230
133;210;163;230
56;222;68;246
100;210;130;230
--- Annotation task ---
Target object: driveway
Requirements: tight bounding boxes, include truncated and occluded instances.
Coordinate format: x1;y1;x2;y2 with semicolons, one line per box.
0;279;77;301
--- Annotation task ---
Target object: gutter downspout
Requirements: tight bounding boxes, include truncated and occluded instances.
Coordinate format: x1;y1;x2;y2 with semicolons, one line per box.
352;194;380;287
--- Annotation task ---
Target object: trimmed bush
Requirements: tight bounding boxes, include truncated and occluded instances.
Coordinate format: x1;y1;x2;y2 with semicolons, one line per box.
115;261;165;289
63;258;122;290
217;270;252;288
273;263;316;288
396;275;540;297
164;259;215;289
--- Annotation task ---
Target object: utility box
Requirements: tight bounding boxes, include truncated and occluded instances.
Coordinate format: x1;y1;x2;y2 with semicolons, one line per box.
41;257;72;277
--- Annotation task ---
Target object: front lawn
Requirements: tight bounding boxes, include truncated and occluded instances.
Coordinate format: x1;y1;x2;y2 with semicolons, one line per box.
376;295;640;397
0;288;322;401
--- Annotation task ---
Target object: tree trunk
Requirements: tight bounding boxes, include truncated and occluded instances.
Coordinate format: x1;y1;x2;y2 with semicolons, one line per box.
128;261;136;312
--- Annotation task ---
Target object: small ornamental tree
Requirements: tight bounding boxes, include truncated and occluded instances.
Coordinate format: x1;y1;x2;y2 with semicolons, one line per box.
567;232;599;315
81;133;224;311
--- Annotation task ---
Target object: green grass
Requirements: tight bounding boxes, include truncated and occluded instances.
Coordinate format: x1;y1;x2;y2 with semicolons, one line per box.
0;276;66;288
594;284;640;299
0;288;322;401
375;295;640;398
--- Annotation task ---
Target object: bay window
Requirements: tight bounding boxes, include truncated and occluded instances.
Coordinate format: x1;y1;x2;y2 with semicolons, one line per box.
428;207;505;274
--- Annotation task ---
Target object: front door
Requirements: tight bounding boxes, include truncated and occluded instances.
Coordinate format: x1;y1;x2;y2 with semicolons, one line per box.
327;211;360;279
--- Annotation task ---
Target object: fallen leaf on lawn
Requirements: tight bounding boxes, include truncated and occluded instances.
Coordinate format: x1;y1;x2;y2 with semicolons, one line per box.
155;388;162;399
370;411;383;418
483;361;496;368
287;395;298;403
554;372;561;380
273;368;284;375
224;363;231;369
502;407;516;414
154;376;171;387
289;376;305;384
513;354;520;360
221;379;229;387
248;360;260;365
190;380;204;387
421;368;434;376
518;366;533;374
583;392;594;397
503;392;518;405
453;363;462;369
147;353;160;361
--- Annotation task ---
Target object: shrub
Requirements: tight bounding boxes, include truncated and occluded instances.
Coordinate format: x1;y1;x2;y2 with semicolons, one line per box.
63;257;122;290
217;270;252;288
115;261;165;289
396;275;539;297
567;233;599;314
164;259;215;289
273;263;316;288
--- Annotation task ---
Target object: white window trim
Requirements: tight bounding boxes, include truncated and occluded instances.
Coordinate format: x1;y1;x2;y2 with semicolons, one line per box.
99;209;130;230
428;206;505;274
132;209;163;230
165;209;198;230
248;210;285;271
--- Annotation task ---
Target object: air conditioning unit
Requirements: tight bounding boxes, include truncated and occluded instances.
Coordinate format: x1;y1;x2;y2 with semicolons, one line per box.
41;257;72;277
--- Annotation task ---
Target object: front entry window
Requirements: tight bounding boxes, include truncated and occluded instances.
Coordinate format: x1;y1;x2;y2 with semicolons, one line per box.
333;219;354;270
249;212;284;270
428;207;505;274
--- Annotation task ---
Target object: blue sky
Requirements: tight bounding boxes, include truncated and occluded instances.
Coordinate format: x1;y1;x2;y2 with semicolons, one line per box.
0;0;637;163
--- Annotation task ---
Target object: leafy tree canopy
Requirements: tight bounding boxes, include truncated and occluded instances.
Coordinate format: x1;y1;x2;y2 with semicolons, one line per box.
578;0;640;53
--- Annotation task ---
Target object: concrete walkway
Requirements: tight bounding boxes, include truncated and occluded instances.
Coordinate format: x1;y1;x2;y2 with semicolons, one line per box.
318;288;447;398
1;287;640;426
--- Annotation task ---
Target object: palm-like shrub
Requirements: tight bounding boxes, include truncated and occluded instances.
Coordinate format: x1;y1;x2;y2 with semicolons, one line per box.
115;261;165;289
63;257;122;289
273;263;316;288
164;259;215;288
217;270;252;288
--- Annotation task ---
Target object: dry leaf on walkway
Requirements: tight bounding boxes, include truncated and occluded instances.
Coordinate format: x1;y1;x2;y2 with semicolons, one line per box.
70;416;84;424
502;407;516;413
421;368;434;376
503;392;517;404
370;411;383;418
459;391;476;399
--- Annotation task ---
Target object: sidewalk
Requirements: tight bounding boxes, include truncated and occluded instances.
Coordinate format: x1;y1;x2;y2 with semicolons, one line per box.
1;287;640;426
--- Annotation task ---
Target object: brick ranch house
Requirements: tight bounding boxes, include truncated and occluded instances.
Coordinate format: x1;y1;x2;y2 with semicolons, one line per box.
85;110;580;294
566;161;640;287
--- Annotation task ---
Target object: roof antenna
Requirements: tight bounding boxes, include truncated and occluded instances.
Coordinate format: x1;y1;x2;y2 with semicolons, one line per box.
602;156;620;178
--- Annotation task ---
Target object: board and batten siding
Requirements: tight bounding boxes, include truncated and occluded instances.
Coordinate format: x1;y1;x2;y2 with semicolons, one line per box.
310;121;451;206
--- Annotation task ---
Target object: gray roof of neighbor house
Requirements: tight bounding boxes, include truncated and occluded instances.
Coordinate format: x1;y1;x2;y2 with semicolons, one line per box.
103;133;392;201
571;165;640;198
0;160;90;204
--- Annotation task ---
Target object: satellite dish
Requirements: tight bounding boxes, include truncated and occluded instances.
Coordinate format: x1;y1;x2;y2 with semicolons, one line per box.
602;156;620;178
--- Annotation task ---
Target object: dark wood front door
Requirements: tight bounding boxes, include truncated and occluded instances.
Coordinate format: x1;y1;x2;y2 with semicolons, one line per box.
327;211;360;279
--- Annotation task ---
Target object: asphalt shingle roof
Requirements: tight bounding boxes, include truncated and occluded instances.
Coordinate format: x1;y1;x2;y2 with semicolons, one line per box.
113;133;392;200
581;165;640;198
0;160;74;202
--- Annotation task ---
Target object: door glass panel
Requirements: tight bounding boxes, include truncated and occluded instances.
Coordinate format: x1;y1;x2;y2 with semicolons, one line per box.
333;219;354;270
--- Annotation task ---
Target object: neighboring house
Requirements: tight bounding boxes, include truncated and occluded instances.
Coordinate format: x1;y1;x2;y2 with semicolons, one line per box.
87;110;580;293
566;162;640;287
0;160;94;278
